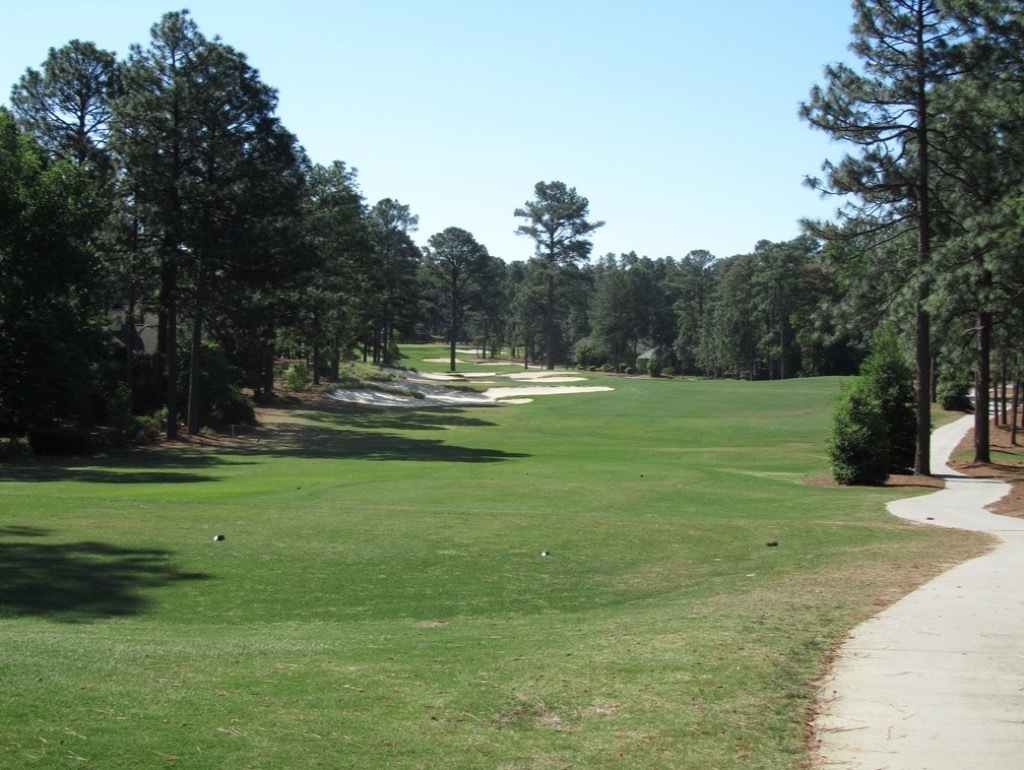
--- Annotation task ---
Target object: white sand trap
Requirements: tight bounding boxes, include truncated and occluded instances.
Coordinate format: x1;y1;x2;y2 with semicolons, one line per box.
485;386;611;400
422;357;524;367
325;382;612;408
413;370;585;384
503;370;576;380
503;376;585;384
416;371;501;380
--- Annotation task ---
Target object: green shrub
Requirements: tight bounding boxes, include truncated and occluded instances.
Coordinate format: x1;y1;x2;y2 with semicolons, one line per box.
828;379;890;485
575;344;595;369
861;332;916;473
938;372;973;411
104;384;137;435
216;388;256;425
662;367;675;378
134;412;164;443
283;362;312;391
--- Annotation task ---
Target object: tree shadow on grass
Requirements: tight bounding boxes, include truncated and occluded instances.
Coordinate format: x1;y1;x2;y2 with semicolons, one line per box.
0;532;210;622
0;449;253;484
242;401;530;463
278;399;500;432
261;420;530;463
0;403;529;481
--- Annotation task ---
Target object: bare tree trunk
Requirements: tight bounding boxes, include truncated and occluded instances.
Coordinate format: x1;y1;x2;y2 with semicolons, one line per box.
331;333;340;381
162;257;179;441
999;360;1007;425
449;293;458;373
975;309;992;463
1011;371;1020;446
913;16;932;476
186;262;207;436
545;273;556;370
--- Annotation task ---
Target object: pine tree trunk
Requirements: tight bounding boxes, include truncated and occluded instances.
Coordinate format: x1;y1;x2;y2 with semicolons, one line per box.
975;309;991;463
162;258;179;441
1011;372;1020;446
449;294;458;372
545;273;556;370
913;11;932;476
186;265;205;436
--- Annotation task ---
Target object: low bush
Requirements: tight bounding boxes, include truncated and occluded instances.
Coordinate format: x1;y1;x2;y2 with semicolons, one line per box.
938;374;973;411
283;362;312;391
828;379;890;485
216;388;256;425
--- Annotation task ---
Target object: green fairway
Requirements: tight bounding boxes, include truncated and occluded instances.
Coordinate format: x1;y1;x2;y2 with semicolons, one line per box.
0;351;989;769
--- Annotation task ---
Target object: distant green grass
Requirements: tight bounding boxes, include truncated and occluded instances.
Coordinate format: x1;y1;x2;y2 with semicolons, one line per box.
0;347;988;769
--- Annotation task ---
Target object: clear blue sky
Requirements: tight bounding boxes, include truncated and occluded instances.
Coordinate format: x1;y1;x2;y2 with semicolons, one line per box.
2;1;857;263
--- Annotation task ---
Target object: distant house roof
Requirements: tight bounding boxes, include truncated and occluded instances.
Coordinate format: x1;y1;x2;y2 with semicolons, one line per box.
106;311;159;356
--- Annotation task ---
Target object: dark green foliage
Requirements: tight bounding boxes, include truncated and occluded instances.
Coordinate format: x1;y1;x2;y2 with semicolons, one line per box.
27;426;91;455
422;226;491;372
10;39;119;170
283;362;312;391
178;342;256;427
216;389;256;425
515;181;604;369
574;344;595;369
938;373;973;412
827;331;916;484
828;379;890;485
0;108;104;433
861;332;916;473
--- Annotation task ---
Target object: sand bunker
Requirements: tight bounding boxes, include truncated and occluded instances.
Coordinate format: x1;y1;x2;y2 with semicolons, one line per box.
484;386;611;400
417;371;586;385
325;372;612;408
422;357;524;367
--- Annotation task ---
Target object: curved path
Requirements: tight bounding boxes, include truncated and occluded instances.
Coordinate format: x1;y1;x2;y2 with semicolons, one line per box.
813;415;1024;769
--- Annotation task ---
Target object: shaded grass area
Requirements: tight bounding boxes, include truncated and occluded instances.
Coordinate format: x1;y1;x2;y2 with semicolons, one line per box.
0;532;209;621
0;357;989;769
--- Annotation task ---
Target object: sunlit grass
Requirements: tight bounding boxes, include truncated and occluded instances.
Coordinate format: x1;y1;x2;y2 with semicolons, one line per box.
0;348;988;768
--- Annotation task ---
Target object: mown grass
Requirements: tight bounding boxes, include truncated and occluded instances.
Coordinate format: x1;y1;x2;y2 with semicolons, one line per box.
0;349;989;769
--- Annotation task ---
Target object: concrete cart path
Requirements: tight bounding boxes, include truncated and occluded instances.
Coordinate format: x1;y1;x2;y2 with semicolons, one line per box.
813;415;1024;769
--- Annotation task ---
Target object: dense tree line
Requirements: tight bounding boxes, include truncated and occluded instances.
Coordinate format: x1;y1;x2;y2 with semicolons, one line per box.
2;4;1024;467
802;0;1024;470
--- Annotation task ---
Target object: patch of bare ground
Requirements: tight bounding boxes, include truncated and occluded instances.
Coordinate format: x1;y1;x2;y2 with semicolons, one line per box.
140;385;336;453
948;420;1024;518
